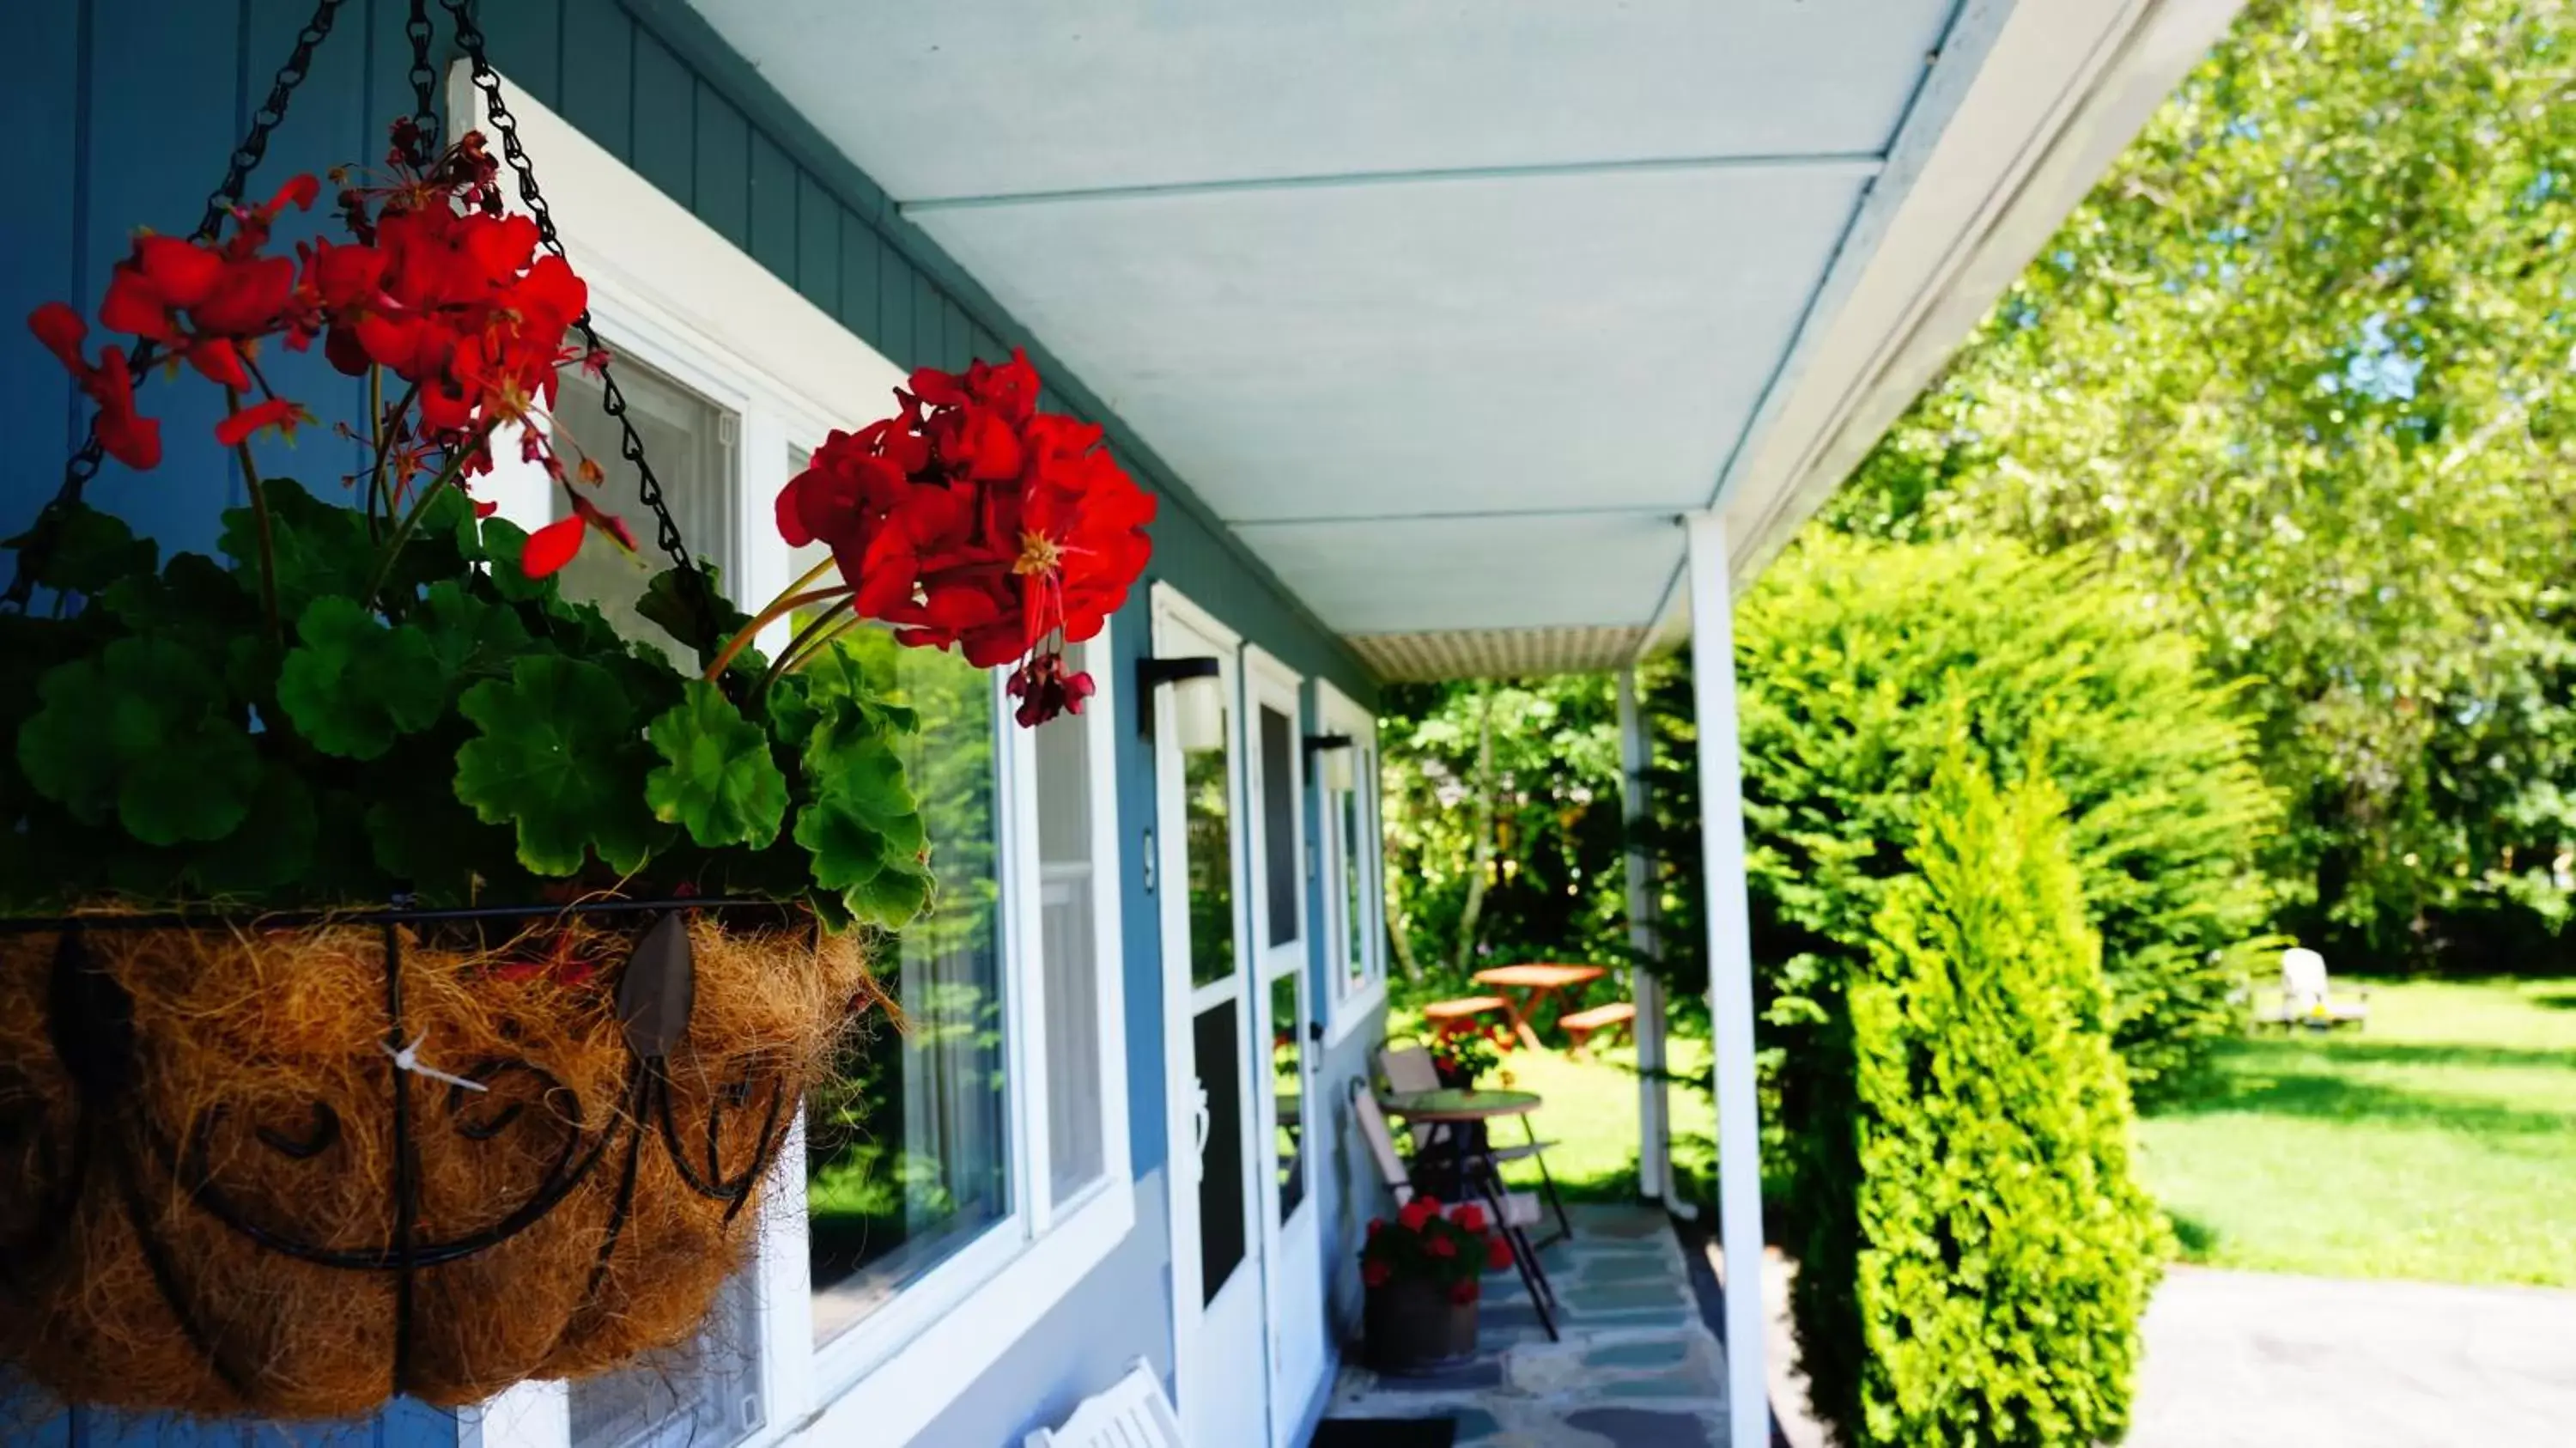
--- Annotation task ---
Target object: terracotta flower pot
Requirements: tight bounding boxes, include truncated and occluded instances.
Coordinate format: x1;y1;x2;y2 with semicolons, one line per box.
1364;1277;1480;1375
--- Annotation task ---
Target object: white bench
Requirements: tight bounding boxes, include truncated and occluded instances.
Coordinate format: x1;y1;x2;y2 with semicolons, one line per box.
1023;1358;1185;1448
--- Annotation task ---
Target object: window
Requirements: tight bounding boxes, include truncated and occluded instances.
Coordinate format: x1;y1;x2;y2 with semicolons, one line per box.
455;64;1137;1448
551;355;738;670
806;634;1009;1345
1037;641;1108;1207
1317;683;1388;1041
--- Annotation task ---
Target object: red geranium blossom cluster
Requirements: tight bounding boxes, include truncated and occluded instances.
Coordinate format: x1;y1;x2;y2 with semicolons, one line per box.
1360;1196;1515;1304
767;350;1156;725
27;119;625;577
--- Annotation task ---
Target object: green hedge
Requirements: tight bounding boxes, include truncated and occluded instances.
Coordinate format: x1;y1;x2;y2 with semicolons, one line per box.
1730;535;2281;1104
1797;747;2166;1445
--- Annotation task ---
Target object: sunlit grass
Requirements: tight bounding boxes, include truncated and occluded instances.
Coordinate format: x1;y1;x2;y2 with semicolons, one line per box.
2136;978;2576;1287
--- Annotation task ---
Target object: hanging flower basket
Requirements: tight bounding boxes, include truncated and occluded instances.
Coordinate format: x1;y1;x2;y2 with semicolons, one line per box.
0;906;861;1417
0;0;1152;1419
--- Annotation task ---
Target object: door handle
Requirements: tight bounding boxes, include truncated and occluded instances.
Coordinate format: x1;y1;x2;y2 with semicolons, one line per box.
1192;1078;1212;1165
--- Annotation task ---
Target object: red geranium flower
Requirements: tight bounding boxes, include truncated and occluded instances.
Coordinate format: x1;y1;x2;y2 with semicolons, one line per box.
1362;1259;1392;1288
1452;1203;1488;1234
759;347;1155;725
1485;1235;1514;1271
1398;1196;1439;1232
28;303;161;471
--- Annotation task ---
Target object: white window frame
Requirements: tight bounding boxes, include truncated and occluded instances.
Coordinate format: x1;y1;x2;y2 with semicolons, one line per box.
453;66;1133;1448
1315;679;1388;1044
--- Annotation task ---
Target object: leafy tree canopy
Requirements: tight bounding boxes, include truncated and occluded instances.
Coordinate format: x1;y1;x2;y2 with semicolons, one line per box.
1833;0;2576;961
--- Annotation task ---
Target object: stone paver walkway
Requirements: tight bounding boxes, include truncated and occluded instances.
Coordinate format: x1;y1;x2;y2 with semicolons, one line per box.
2130;1265;2576;1448
1327;1204;1728;1446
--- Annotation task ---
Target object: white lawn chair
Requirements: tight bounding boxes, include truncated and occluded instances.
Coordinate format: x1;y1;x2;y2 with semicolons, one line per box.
1022;1357;1184;1448
2257;946;2371;1029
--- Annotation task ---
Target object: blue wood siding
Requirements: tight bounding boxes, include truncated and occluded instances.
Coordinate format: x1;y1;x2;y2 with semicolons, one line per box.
4;1;1382;1443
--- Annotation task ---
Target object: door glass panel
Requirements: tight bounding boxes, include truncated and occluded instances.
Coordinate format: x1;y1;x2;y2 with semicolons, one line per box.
1184;704;1237;989
1038;643;1106;1206
805;636;1008;1345
1260;705;1298;948
551;354;735;670
1272;971;1305;1220
1194;998;1248;1304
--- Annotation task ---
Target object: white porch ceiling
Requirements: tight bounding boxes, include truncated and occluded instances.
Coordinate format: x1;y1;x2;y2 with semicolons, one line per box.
688;0;2244;679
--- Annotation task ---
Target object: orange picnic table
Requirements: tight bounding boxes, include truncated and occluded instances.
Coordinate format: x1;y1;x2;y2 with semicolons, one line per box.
1471;963;1608;1050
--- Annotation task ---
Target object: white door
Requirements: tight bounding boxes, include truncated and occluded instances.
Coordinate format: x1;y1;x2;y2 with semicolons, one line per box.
1153;591;1270;1448
1245;650;1327;1440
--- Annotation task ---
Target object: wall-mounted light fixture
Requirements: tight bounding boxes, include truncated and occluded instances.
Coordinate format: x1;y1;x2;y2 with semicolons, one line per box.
1303;732;1357;791
1137;655;1225;748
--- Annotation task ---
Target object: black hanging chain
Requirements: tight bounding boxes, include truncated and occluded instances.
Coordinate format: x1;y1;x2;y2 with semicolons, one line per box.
402;0;441;171
441;0;725;644
2;0;348;614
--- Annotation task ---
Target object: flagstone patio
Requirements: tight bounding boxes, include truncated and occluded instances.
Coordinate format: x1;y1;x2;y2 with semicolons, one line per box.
1326;1204;1731;1447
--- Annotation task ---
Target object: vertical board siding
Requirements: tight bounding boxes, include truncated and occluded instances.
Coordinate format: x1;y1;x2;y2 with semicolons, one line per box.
793;173;839;316
744;131;797;286
557;0;631;161
693;82;750;249
629;28;696;207
475;0;560;110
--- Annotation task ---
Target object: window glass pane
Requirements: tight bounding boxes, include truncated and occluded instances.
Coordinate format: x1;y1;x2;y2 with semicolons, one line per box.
1040;643;1106;1206
1272;970;1304;1220
1260;705;1298;948
1194;997;1246;1303
551;354;736;670
806;634;1007;1346
1185;704;1236;989
1340;782;1368;989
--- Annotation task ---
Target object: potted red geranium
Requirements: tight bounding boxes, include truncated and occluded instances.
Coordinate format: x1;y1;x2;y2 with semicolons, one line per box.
1360;1196;1514;1374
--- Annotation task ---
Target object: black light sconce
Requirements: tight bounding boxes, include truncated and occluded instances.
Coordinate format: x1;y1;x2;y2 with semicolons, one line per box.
1303;732;1357;789
1136;655;1224;745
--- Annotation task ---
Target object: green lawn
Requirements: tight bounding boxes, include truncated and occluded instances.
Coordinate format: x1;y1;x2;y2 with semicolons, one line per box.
2136;977;2576;1287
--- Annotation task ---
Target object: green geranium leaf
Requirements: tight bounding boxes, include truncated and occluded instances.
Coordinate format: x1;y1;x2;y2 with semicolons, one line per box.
454;654;668;876
846;855;933;928
9;504;158;596
276;597;449;760
792;701;929;925
222;478;370;617
377;484;484;599
365;781;519;903
477;517;553;604
16;637;258;845
186;763;319;897
638;564;752;659
415;579;532;678
646;680;788;849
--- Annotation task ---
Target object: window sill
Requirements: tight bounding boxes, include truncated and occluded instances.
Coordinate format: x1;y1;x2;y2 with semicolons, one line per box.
785;1180;1138;1447
1325;978;1389;1049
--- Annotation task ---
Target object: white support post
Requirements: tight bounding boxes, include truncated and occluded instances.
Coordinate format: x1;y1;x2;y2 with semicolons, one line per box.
1683;513;1771;1448
1617;666;1669;1203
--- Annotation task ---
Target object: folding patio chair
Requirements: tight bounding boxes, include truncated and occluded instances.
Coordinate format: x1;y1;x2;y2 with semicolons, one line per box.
1379;1043;1573;1249
1351;1079;1558;1342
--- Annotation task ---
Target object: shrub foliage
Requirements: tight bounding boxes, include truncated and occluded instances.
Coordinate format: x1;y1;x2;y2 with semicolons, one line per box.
1795;747;2166;1446
1708;534;2281;1104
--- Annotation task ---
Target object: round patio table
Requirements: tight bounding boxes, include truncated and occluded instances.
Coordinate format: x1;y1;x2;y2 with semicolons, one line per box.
1471;963;1608;1049
1381;1087;1541;1200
